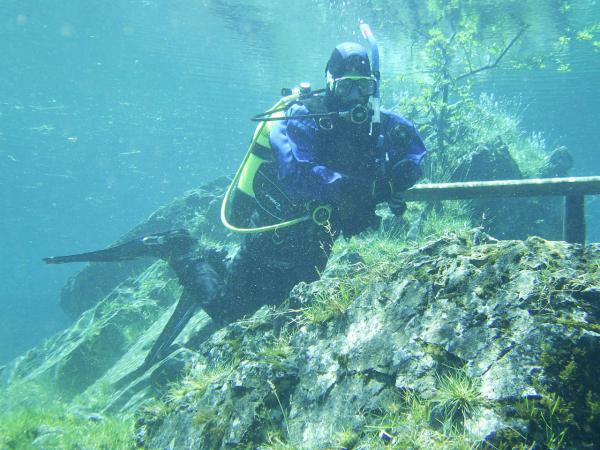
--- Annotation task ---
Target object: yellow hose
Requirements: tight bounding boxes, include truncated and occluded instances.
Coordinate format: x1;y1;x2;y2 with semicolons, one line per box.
220;94;313;234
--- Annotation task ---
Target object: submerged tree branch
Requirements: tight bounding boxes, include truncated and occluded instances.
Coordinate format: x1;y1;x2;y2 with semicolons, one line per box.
455;27;527;82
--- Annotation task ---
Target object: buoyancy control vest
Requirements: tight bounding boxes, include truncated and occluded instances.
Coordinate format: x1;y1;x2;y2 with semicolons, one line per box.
220;92;332;234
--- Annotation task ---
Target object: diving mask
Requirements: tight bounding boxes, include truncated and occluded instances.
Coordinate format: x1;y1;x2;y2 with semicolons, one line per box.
332;76;377;99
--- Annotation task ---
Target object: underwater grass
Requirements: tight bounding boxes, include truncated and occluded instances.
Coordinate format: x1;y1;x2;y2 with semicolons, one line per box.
300;201;473;326
362;389;479;449
165;359;234;406
459;93;548;178
0;381;135;450
257;328;295;365
415;201;473;244
432;368;483;428
298;277;364;324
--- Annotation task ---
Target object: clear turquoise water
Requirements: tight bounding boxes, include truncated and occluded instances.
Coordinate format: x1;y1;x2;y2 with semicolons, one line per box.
1;0;598;363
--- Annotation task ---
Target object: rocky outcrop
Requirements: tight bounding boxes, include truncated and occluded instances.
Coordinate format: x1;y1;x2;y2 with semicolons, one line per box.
1;261;181;394
133;230;600;449
3;153;598;449
3;227;599;448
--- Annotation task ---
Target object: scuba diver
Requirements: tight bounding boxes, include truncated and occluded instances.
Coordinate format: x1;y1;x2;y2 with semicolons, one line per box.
44;25;427;370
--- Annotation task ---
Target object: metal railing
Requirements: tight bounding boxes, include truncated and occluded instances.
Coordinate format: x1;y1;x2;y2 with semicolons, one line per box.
401;176;600;244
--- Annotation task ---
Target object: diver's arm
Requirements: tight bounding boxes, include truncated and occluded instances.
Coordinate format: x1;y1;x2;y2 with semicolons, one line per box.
378;112;427;214
386;116;426;188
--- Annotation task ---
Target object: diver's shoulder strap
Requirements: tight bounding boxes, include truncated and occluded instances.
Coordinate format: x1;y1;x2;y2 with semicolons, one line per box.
254;119;276;148
222;91;333;234
253;104;290;147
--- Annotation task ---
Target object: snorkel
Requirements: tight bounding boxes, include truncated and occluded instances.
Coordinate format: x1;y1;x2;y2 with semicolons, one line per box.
360;22;381;134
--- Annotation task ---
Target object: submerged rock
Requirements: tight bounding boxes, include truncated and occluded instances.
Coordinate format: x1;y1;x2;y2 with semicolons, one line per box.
3;226;599;448
139;231;600;449
450;141;567;240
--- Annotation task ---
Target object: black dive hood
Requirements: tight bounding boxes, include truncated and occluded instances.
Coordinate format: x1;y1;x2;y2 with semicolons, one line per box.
251;23;381;131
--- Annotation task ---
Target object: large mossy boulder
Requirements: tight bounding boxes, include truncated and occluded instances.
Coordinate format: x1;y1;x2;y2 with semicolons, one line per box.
2;229;599;448
450;141;571;240
134;231;600;449
2;194;598;448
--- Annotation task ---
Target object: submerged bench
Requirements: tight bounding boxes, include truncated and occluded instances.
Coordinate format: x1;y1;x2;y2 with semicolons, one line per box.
401;176;600;245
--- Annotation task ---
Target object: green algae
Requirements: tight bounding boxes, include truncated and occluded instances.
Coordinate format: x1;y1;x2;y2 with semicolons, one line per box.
0;381;135;450
555;318;600;334
299;277;365;324
536;338;600;448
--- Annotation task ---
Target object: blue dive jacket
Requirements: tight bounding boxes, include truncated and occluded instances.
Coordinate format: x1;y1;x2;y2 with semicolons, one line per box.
269;101;427;205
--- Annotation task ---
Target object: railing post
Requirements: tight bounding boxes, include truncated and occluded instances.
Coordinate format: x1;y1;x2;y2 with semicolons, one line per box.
563;195;585;245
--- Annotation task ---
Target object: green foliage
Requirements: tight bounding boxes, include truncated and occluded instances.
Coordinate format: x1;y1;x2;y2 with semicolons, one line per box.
257;329;295;366
0;380;134;450
513;394;570;449
192;406;217;426
535;339;600;447
383;2;532;182
432;368;483;427
453;94;547;176
332;224;406;276
554;318;600;335
367;0;599;186
267;380;291;441
260;431;297;450
416;201;472;242
333;427;360;449
137;398;170;426
299;276;364;324
362;389;478;449
165;360;232;405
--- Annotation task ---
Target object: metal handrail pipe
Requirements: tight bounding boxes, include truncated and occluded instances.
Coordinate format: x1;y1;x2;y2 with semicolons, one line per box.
401;176;600;202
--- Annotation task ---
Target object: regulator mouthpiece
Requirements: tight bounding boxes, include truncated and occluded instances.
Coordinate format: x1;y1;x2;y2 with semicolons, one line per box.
338;104;370;125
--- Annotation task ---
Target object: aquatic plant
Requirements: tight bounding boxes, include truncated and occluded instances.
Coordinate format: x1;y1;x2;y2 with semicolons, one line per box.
513;394;569;449
432;368;483;428
0;380;135;449
534;338;600;447
362;389;478;449
257;328;295;365
333;427;360;449
191;406;217;426
414;201;472;242
299;277;364;324
138;398;170;425
260;431;297;450
165;360;232;406
268;380;291;440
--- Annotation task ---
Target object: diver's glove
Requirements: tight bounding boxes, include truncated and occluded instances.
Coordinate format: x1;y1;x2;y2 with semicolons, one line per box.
390;159;422;192
388;159;421;217
331;175;380;235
